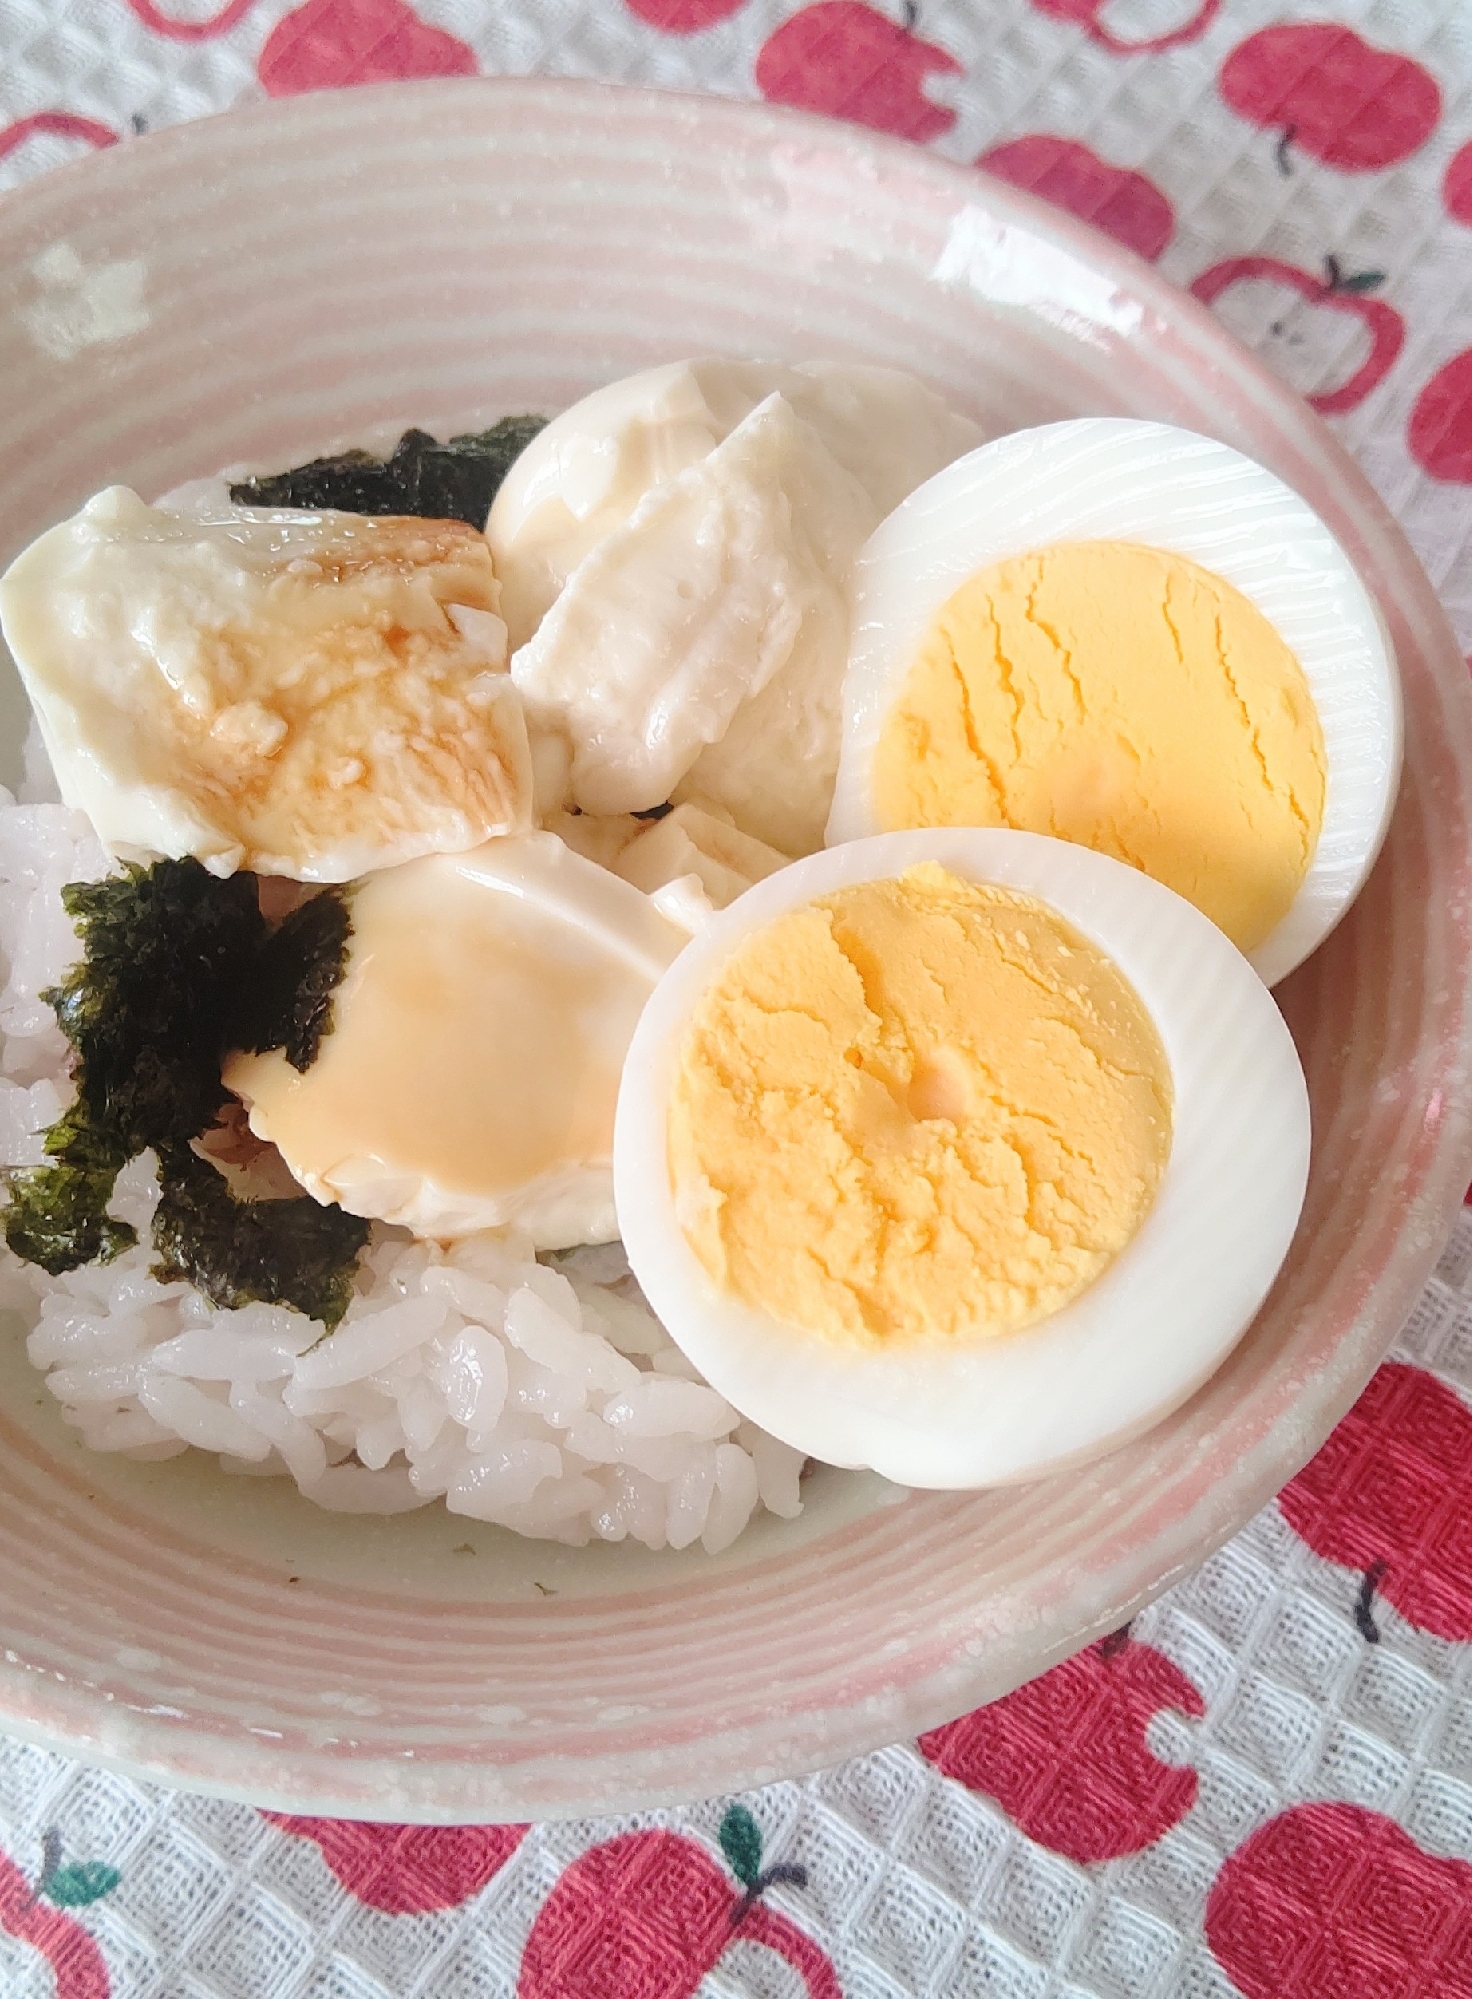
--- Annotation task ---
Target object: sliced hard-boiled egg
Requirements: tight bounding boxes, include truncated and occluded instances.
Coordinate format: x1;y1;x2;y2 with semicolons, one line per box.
0;487;530;881
825;419;1402;986
225;832;686;1248
500;360;982;856
614;827;1310;1489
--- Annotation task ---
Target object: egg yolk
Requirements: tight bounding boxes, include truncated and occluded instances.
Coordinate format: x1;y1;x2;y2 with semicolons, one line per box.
872;542;1327;953
667;863;1173;1346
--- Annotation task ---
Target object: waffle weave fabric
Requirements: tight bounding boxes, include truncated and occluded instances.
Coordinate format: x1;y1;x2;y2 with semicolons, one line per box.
0;2;1470;1993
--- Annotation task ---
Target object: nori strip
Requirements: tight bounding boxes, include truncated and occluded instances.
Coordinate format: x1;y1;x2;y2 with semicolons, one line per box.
421;418;549;522
1;1163;136;1276
229;415;548;529
44;860;266;1165
4;860;266;1274
233;889;353;1075
231;447;404;516
151;1142;369;1329
3;861;363;1320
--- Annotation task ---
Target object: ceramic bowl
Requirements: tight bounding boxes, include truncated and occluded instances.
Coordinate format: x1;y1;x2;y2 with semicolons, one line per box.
0;79;1467;1824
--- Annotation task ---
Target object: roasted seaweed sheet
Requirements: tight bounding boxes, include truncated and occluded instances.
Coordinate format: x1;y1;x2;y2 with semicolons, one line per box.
229;416;547;528
4;862;362;1323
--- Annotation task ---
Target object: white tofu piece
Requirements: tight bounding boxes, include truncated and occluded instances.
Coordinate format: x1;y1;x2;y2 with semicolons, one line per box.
0;488;531;881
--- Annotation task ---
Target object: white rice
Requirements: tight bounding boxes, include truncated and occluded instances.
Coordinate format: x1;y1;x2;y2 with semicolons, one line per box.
0;733;804;1550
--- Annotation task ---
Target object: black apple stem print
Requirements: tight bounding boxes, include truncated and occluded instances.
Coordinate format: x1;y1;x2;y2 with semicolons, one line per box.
28;1831;62;1910
720;1805;808;1925
26;1829;120;1911
1320;254;1386;295
1224;27;1441;174
0;1838;115;1999
1267;254;1388;328
1264;257;1386;336
1279;1365;1472;1648
517;1821;838;1996
1276;125;1297;175
1354;1559;1388;1645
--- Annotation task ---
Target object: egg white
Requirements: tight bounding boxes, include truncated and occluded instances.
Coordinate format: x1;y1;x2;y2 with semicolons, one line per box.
825;419;1402;988
614;827;1311;1490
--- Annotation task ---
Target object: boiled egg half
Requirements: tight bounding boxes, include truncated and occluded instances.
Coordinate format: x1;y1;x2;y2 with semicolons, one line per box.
614;827;1310;1488
825;419;1401;986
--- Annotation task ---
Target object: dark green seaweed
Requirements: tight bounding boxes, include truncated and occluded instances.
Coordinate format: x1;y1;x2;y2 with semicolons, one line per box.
229;416;548;529
3;861;363;1320
233;889;353;1075
230;447;401;516
151;1142;369;1330
1;1163;136;1277
44;860;266;1166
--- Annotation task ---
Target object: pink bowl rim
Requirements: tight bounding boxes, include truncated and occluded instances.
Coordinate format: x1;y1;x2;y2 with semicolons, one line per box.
0;75;1468;1820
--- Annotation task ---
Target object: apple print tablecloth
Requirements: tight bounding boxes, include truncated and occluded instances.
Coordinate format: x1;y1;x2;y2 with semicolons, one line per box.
1;0;1471;1993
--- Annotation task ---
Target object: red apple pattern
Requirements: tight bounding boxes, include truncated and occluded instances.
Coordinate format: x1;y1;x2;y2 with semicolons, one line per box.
0;1838;120;1999
1220;26;1441;172
122;0;258;39
625;0;748;26
1409;347;1472;482
518;1814;839;1999
1206;1804;1472;1998
979;136;1174;260
258;0;477;95
262;1813;527;1914
0;112;117;162
1447;140;1472;225
1029;0;1219;56
918;1633;1205;1863
1279;1363;1472;1640
1191;254;1404;414
756;3;961;143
